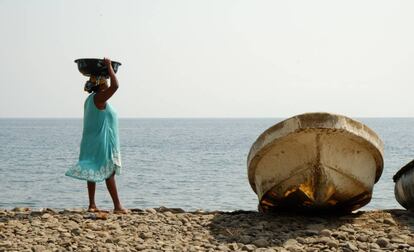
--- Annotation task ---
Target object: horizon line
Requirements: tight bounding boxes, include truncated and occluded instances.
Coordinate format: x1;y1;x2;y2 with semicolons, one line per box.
2;116;414;119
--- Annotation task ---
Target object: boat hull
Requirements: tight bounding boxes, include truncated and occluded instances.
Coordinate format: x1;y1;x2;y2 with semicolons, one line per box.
393;160;414;211
248;113;384;213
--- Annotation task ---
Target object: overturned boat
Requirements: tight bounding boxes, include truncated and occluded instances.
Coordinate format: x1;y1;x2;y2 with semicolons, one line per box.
247;113;384;213
393;160;414;211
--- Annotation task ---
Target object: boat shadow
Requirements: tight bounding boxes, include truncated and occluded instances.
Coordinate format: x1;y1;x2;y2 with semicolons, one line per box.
208;210;364;248
388;209;414;232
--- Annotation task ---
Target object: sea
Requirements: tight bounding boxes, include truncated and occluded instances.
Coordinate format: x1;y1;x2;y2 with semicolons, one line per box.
0;118;413;212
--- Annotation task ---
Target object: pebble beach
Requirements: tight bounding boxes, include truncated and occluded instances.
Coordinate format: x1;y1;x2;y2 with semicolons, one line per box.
1;207;414;252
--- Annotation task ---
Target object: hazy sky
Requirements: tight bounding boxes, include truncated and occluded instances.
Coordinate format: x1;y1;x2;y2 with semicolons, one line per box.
1;0;414;118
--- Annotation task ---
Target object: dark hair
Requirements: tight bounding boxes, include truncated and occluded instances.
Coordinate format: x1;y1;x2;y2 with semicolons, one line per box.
89;85;100;94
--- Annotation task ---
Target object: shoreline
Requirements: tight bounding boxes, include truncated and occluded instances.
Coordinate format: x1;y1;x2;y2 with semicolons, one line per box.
1;207;413;252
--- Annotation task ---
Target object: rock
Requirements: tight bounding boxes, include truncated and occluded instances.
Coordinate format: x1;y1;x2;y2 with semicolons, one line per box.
253;238;269;247
284;239;298;246
85;233;95;239
296;237;307;244
240;235;252;244
340;227;356;234
369;243;380;249
320;229;332;237
217;244;230;251
60;232;71;238
70;228;81;236
376;237;389;248
327;240;339;248
344;242;358;251
44;208;59;214
135;244;146;250
384;218;397;226
163;211;175;218
41;213;52;219
303;229;319;235
146;208;157;214
0;241;13;248
241;244;256;251
32;245;46;252
30;211;43;217
139;232;153;239
356;234;368;242
12;207;30;212
370;249;383;252
391;238;405;244
227;243;238;250
333;231;348;240
398;244;411;249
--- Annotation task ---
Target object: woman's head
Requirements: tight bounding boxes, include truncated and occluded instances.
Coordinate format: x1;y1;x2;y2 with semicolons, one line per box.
84;76;108;93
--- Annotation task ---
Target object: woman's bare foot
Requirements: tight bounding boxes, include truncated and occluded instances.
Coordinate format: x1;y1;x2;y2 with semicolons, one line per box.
87;205;100;212
113;207;129;214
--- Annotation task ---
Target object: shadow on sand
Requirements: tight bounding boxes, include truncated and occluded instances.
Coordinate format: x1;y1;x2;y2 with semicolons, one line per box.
208;210;357;248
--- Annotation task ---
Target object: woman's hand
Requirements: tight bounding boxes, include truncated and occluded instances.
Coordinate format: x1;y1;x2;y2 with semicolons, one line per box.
104;57;114;73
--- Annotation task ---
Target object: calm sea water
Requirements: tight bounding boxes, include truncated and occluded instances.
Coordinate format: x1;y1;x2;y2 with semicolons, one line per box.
0;118;413;211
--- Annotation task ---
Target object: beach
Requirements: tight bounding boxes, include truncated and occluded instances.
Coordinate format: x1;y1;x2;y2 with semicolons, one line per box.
1;207;413;252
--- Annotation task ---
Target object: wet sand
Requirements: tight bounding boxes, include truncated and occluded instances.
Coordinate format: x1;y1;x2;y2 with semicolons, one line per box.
1;207;414;252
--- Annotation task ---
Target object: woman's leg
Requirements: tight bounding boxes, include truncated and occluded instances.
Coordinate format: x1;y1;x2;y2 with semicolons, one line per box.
87;181;98;211
105;172;126;212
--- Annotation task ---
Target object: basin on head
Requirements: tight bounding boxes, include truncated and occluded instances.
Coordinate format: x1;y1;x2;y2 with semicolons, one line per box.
74;58;122;78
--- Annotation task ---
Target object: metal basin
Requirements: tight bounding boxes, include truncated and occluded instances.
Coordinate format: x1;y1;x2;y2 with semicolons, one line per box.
74;58;121;78
247;113;384;213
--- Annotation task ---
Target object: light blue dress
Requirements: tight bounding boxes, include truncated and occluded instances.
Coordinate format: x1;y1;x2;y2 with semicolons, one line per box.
66;94;121;182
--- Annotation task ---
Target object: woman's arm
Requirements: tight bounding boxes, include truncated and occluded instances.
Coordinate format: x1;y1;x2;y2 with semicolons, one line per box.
95;58;119;105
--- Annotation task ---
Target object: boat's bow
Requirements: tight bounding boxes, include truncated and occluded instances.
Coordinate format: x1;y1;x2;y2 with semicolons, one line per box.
247;113;384;212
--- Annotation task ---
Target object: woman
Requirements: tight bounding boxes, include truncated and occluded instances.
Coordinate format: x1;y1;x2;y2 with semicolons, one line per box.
66;58;127;214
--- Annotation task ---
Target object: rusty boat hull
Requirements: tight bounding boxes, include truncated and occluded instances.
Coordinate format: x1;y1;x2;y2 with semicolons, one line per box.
247;113;384;213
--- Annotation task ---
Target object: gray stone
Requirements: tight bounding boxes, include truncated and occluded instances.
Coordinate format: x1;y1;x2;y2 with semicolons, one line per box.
356;234;368;242
253;238;269;247
327;240;339;248
135;244;146;251
296;237;307;244
320;229;332;237
284;239;298;246
70;228;81;236
240;235;252;244
344;242;358;251
376;237;389;248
